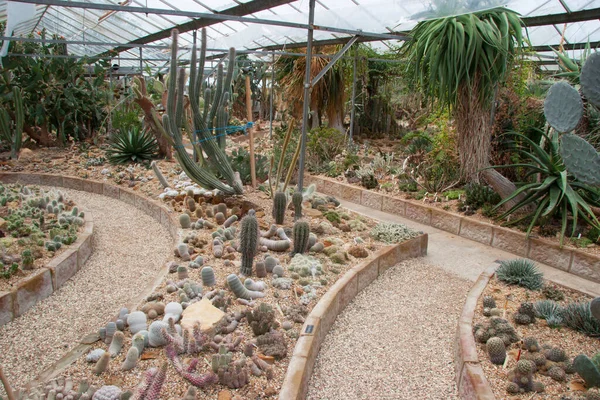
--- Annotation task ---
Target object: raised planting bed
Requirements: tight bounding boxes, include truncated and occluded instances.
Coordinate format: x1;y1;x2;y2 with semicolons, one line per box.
0;181;93;326
457;259;600;400
5;170;428;400
306;174;600;284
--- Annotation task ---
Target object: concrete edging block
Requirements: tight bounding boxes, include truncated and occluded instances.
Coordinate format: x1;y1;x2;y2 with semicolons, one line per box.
279;233;428;400
405;202;432;225
15;268;53;317
360;190;383;210
454;265;498;400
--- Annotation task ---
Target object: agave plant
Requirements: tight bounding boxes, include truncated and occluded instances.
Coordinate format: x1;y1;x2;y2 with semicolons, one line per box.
491;129;600;244
496;258;544;290
106;127;158;165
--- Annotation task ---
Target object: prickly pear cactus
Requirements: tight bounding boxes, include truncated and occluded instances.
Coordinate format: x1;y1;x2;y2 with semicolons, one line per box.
560;133;600;186
543;81;583;133
581;52;600;108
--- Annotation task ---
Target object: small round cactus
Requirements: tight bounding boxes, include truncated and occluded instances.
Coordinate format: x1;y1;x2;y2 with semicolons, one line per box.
548;365;566;382
201;266;216;287
486;337;506;365
546;347;567;362
483;295;496;309
180;214;191;229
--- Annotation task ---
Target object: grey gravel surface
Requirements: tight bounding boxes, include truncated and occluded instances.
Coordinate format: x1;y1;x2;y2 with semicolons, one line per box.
307;258;471;400
0;188;172;392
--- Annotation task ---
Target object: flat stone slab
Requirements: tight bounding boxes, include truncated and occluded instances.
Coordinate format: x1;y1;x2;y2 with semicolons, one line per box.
180;297;225;332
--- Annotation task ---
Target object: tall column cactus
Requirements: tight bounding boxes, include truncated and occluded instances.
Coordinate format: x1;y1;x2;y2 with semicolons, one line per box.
161;29;243;195
0;87;24;160
239;210;259;276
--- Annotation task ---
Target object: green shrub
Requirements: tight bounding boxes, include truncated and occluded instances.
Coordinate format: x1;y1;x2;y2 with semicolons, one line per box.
465;183;501;210
542;284;565;301
496;258;544;290
561;302;600;336
444;189;465;200
307;127;346;165
0;262;18;279
106;127;158;164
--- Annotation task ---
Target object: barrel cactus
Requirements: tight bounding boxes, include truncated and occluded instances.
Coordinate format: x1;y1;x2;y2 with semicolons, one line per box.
292;221;310;255
292;191;303;221
272;191;287;225
486;337;506;365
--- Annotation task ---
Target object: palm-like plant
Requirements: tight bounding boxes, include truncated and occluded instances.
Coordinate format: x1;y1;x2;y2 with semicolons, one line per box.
106;127;158;165
401;9;524;181
492;129;600;244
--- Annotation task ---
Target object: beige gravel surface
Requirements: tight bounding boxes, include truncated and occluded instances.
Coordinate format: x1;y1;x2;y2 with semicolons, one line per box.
307;258;471;400
0;188;172;393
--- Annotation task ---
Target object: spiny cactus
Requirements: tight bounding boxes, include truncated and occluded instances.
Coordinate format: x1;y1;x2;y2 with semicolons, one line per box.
151;161;170;189
0;86;24;159
560;133;600;187
482;296;496;309
581;51;600;108
544;80;583;133
121;347;139;371
259;237;290;252
239;211;259;276
94;352;111;375
132;333;146;357
264;256;278;272
211;345;233;373
574;353;600;388
226;274;265;300
292;221;310;255
186;196;196;212
180;214;191;229
128;311;147;335
247;303;279;336
135;363;168;400
255;261;266;278
292;191;303;221
273;191;287;224
486;337;506;365
223;215;237;228
160;29;242;195
108;331;125;357
244;278;266;292
201;266;216;287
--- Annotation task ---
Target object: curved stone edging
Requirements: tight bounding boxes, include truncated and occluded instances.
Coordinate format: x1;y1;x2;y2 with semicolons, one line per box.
454;264;497;400
306;174;600;284
278;233;429;400
0;187;94;327
0;172;180;387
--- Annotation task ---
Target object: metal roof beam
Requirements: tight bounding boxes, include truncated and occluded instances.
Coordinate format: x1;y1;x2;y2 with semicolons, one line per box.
522;7;600;27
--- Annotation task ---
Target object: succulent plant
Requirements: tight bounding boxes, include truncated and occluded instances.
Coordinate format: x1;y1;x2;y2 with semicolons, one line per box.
256;330;287;360
151;161;169;188
239;211;259;276
574;353;600;388
486;337;506;365
514;302;536;325
86;349;106;363
545;346;567;362
247;303;279;336
292;221;310;255
244;278;266;292
522;337;540;352
91;385;121;400
120;347;139;371
292;191;303;221
562;302;600;336
592;297;600;320
272;191;287;224
272;265;284;277
93;352;111;375
179;214;191;229
560;133;600;187
544;80;584;133
259;237;290;251
127;311;147;335
226;274;265;300
473;317;519;345
370;222;419;243
108;331;125;357
496;259;544;290
148;321;169;347
581;51;600;108
134;363;168;400
223;215;237;228
482;296;496;309
201;266;215;287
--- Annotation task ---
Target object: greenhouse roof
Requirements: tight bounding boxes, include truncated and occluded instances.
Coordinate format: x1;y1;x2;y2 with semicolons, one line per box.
0;0;599;68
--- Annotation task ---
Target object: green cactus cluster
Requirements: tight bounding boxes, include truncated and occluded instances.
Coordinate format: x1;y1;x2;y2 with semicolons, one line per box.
159;29;242;195
246;303;279;336
473;317;519;345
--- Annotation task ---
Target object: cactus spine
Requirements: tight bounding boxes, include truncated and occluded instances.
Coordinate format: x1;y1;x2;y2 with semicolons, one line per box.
292;221;310;255
292;191;303;220
161;29;242;195
0;86;24;160
239;211;259;276
273;191;286;224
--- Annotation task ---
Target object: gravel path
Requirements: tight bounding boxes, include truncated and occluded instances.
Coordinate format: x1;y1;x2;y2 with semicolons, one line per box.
307;259;471;400
0;189;172;392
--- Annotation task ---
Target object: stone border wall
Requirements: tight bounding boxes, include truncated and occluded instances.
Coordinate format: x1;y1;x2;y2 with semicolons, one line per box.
454;265;497;400
0;172;181;386
0;178;94;327
306;175;600;283
278;233;429;400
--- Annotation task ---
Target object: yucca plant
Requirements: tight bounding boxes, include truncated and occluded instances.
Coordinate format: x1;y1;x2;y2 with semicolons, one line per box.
496;258;544;290
401;8;524;181
106;127;158;165
561;302;600;336
491;129;600;244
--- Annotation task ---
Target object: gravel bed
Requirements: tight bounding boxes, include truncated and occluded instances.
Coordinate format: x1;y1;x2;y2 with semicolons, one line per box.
307;258;471;400
0;188;172;393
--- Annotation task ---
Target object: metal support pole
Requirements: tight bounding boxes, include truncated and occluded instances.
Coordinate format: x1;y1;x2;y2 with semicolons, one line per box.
310;35;359;87
269;50;275;140
139;47;143;75
297;0;315;192
349;45;358;145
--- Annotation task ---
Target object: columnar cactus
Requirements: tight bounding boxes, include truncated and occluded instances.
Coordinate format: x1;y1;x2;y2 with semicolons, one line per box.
160;29;242;195
151;161;169;189
226;274;265;300
273;192;287;224
109;331;125;357
292;191;303;221
292;221;310;255
0;86;24;159
94;352;111;375
201;266;216;287
121;347;139;371
239;211;259;276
